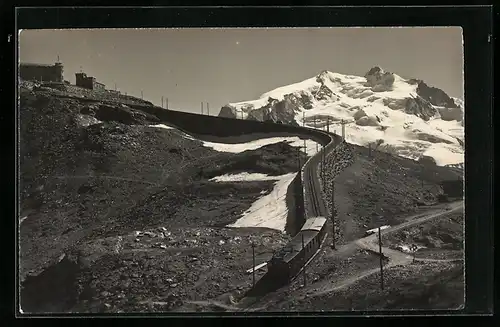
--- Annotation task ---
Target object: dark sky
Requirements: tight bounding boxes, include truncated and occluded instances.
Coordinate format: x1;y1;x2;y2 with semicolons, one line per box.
19;28;463;115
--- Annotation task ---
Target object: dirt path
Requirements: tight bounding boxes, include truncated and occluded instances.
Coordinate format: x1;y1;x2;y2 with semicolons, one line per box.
309;201;463;297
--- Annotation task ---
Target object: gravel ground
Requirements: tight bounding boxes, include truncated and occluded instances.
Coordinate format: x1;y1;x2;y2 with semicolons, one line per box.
19;84;465;313
382;209;464;260
320;143;462;246
265;260;464;311
19;86;302;313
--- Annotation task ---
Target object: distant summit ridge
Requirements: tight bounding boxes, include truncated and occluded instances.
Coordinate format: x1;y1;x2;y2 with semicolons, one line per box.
218;66;464;166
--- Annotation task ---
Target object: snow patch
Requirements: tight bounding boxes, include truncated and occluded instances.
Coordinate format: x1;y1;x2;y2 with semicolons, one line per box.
227;173;297;231
209;172;283;182
202;136;320;155
149;123;175;130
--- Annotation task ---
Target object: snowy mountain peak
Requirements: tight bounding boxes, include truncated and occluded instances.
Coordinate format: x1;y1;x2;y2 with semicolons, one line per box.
218;68;464;166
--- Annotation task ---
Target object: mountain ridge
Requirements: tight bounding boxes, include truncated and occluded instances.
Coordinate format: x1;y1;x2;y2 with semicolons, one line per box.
218;67;464;166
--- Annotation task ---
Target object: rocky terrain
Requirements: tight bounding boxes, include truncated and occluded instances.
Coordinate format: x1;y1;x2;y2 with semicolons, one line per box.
19;81;464;314
320;142;461;246
264;260;464;311
19;84;304;313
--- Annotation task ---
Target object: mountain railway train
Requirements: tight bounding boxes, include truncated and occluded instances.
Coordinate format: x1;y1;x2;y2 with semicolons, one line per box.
267;216;327;282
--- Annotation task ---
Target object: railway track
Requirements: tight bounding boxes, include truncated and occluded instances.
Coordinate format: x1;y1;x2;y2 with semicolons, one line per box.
302;132;341;218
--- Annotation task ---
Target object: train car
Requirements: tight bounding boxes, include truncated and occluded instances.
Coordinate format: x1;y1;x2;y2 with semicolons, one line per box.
267;217;327;282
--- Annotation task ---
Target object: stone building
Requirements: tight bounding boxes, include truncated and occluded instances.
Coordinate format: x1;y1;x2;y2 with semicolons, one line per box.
19;62;64;83
75;72;106;91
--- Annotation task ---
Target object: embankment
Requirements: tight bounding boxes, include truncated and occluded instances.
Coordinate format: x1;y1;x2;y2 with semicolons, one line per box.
134;106;336;235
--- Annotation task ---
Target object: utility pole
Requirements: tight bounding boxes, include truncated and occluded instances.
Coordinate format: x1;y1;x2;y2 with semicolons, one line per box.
331;179;336;249
320;146;324;181
166;97;169;110
302;233;307;287
421;166;424;188
378;227;384;290
341;119;345;141
251;242;256;288
161;96;164;108
207;102;210;116
314;118;319;152
297;147;301;170
201;102;204;115
323;145;326;181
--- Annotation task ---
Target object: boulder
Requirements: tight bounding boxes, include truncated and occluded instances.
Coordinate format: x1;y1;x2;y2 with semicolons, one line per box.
356;115;380;126
353;109;368;120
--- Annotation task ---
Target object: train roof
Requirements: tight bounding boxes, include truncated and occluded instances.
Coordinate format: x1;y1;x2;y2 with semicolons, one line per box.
272;230;317;263
301;217;327;232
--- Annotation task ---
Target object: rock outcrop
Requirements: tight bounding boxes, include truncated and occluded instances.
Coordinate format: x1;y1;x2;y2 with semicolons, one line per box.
416;81;458;108
364;66;396;92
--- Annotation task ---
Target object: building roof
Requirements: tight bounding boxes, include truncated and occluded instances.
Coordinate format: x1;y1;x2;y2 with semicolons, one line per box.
20;62;57;68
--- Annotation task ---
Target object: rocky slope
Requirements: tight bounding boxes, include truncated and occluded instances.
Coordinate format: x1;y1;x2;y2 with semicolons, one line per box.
218;67;464;166
19;84;310;313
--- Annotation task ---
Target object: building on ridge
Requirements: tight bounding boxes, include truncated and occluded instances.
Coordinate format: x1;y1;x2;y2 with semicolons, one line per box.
19;61;64;83
75;72;106;91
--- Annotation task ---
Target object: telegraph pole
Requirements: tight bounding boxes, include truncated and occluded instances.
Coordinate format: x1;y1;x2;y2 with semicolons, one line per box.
302;233;307;287
166;98;169;110
314;118;319;152
201;102;204;115
421;166;424;188
251;242;256;288
331;179;336;249
297;147;301;171
378;227;384;290
320;146;324;181
341;119;344;141
161;96;164;108
323;145;326;181
207;102;210;116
